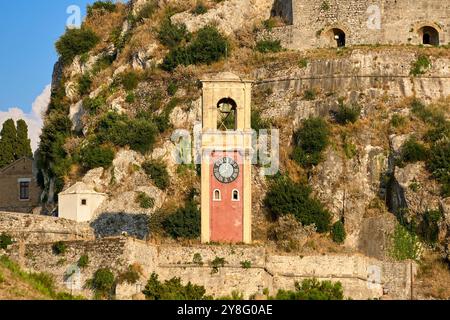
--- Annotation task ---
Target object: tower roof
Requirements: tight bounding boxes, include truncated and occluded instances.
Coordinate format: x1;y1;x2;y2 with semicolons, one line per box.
60;182;105;195
201;72;253;83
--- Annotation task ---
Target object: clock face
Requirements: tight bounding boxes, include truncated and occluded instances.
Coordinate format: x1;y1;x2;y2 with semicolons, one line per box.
214;157;240;184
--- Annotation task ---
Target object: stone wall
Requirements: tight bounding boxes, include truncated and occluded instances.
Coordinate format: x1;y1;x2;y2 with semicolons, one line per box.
0;212;94;243
267;0;450;50
10;239;415;300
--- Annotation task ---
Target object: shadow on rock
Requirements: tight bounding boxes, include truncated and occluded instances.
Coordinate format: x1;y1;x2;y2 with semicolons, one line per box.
90;212;150;240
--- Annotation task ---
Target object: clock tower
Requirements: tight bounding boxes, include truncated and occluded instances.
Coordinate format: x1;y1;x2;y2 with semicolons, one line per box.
200;72;253;244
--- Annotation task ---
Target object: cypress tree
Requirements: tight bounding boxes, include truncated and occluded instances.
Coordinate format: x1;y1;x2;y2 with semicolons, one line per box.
16;119;33;158
0;119;17;168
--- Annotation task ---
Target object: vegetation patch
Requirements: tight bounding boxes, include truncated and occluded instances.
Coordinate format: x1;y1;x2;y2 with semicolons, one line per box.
0;233;13;250
52;242;67;256
271;279;344;300
143;273;210;300
410;55;431;76
55;27;100;65
255;40;283;53
331;221;346;244
86;268;116;300
142;160;170;190
162;198;201;239
389;225;422;261
135;192;155;209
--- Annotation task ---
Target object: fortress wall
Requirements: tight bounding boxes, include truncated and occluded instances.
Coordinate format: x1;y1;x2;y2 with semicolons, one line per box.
270;0;450;50
9;239;414;300
0;211;94;243
253;50;450;101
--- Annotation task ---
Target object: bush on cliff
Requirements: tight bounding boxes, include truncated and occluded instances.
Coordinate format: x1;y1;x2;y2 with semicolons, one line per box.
142;160;170;190
55;27;100;65
271;279;344;300
264;176;331;233
80;143;115;170
162;199;201;239
143;273;210;300
86;268;116;299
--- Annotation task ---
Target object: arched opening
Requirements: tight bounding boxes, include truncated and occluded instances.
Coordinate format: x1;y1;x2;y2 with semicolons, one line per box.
232;190;240;202
213;189;222;201
217;98;237;131
419;26;439;46
326;28;346;48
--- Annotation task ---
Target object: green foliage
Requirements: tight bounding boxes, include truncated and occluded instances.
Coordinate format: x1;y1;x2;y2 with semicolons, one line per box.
118;71;140;91
158;19;190;49
167;81;179;96
410;55;431;76
134;0;158;23
161;25;228;72
80;143;115;170
77;255;89;269
416;210;443;244
0;233;13;250
192;2;208;15
264;176;331;233
331;221;346;244
251;109;270;132
83;94;107;114
389;225;422;261
52;242;67;256
77;74;92;96
15;120;32;159
391;114;406;128
55;28;100;65
86;268;116;299
0;119;17;168
95;112;157;154
335;101;361;125
143;273;210;300
240;260;252;269
142;160;170;190
87;1;117;17
210;257;226;273
0;255;84;300
162;199;201;239
117;265;141;285
400;137;428;163
271;279;344;300
427;141;450;196
125;92;135;104
298;58;308;68
292;117;330;168
262;18;277;31
321;1;331;11
136;192;155;209
303;89;317;101
255;39;282;53
193;253;203;266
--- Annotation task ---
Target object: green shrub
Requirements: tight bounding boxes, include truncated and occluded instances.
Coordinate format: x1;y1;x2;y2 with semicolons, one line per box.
251;109;270;132
118;71;140;91
271;279;344;300
143;273;209;300
158;19;190;49
427;141;450;196
55;28;100;65
83;95;107;114
142;161;170;190
410;55;431;76
96;113;157;154
136;192;155;209
400;137;428;163
192;2;208;15
0;233;13;250
162;200;201;239
125;92;135;104
87;1;117;17
298;58;308;68
161;25;228;72
292;117;330;168
255;39;282;53
117;265;141;285
240;260;252;269
193;253;203;266
77;255;89;269
86;268;115;299
210;257;226;273
262;18;277;31
335;101;361;124
331;221;346;244
416;210;442;244
264;176;331;233
303;89;317;101
389;225;422;261
91;54;115;74
391;114;406;128
52;242;67;256
167;81;179;96
77;74;92;96
80;143;115;170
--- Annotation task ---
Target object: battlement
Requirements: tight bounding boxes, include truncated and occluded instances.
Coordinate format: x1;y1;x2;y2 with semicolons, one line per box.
269;0;450;50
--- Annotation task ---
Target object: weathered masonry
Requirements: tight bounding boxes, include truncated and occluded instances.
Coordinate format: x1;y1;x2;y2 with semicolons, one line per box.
268;0;450;50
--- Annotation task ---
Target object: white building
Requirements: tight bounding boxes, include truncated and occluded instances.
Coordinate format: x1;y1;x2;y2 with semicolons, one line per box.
58;182;106;223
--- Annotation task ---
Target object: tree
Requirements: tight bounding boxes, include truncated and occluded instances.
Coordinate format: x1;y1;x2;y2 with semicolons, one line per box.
0;119;17;168
16;119;33;158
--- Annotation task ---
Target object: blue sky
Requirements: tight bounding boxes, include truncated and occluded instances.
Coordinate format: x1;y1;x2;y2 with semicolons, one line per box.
0;0;95;113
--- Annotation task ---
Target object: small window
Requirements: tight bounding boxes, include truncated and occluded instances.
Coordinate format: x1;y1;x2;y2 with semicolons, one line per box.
81;199;87;206
19;182;30;200
213;190;221;201
232;190;240;202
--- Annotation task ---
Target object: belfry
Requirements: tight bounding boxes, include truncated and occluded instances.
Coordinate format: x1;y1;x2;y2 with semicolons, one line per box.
200;72;253;244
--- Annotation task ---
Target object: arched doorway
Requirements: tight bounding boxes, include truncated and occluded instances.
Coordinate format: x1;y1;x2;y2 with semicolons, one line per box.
326;28;346;48
419;26;439;46
217;98;237;131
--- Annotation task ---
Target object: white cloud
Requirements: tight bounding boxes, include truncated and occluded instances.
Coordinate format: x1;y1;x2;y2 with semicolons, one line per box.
0;84;51;152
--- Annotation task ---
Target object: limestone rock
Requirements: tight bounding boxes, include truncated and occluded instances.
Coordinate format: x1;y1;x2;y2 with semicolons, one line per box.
69;100;85;132
389;134;411;155
113;150;145;185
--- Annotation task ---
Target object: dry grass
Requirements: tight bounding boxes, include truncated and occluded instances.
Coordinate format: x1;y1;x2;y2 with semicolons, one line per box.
415;251;450;300
0;265;50;300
